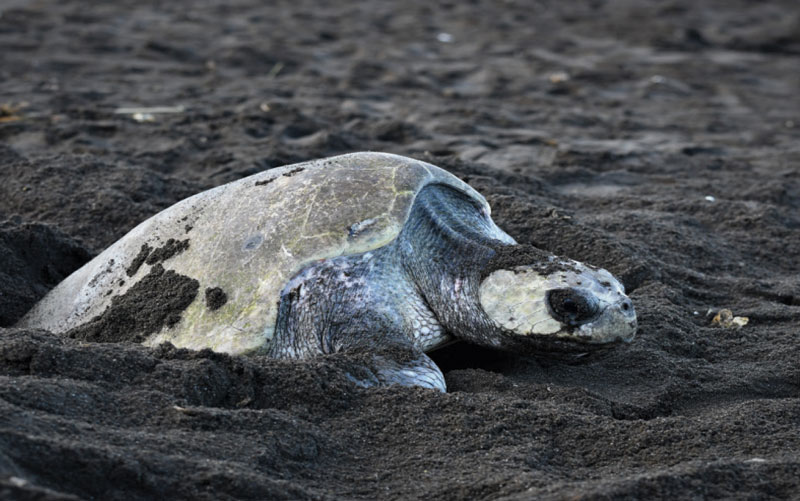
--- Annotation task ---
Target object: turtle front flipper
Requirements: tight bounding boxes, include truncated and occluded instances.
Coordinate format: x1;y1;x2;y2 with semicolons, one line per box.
323;344;446;391
353;345;446;391
271;249;447;391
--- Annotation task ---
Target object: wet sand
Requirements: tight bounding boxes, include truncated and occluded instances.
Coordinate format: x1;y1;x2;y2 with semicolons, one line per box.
1;0;799;499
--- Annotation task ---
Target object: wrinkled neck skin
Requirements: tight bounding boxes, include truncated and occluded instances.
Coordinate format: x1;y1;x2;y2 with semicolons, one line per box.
395;225;494;340
391;184;524;352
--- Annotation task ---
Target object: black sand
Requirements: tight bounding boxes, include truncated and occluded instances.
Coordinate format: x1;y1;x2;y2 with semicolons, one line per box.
1;0;799;499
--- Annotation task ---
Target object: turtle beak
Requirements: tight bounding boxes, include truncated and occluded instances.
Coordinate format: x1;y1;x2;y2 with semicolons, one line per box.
570;295;637;344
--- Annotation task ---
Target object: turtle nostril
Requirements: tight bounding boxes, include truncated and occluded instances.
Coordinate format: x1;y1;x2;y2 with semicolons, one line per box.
620;300;635;316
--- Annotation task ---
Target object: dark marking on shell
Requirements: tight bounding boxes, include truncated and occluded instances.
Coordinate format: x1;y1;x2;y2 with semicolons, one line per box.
145;238;190;265
347;218;378;240
126;244;152;277
205;287;228;311
67;264;199;343
89;259;116;287
283;167;305;177
242;234;263;251
255;178;275;186
184;224;193;233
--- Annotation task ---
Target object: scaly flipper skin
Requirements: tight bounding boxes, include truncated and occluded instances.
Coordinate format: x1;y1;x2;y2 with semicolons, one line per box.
362;347;446;391
270;228;450;390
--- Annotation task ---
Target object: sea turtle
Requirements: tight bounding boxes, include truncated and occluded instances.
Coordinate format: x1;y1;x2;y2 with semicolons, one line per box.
18;152;636;391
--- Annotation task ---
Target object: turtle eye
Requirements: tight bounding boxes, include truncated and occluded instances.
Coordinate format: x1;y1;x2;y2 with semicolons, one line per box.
545;288;599;326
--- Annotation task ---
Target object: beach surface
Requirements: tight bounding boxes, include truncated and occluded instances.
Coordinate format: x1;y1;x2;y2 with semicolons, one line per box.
1;0;799;498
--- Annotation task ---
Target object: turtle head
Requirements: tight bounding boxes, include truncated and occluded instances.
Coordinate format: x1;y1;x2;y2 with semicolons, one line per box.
478;257;637;350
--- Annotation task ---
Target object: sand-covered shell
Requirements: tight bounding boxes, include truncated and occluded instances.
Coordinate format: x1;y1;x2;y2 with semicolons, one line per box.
19;153;489;354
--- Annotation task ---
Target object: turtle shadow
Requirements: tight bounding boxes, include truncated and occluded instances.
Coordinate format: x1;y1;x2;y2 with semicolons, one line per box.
428;342;520;374
430;340;618;374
